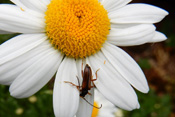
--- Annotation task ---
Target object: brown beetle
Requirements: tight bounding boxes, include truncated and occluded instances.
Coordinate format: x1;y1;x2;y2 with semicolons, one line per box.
64;63;101;109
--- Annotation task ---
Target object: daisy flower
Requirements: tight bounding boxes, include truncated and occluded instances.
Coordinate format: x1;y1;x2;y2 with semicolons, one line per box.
0;0;168;117
92;89;119;117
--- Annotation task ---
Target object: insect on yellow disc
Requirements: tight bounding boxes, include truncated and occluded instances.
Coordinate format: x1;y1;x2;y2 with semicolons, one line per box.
45;0;110;58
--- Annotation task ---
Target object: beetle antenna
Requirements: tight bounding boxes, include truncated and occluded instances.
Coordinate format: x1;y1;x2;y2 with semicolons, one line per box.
82;97;102;109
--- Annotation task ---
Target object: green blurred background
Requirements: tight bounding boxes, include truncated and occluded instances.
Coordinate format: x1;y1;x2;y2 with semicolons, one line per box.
0;0;174;117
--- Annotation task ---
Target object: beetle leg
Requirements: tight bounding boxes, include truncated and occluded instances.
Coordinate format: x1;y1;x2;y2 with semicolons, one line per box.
90;83;97;88
90;68;100;88
64;81;80;89
88;92;92;95
64;81;78;86
90;77;95;88
92;68;100;81
90;79;96;88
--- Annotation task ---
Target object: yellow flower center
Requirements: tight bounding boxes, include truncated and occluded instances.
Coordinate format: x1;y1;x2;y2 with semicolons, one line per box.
45;0;110;58
91;101;99;117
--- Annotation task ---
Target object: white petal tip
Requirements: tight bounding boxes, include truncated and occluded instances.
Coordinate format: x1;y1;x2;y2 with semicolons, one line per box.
143;90;149;94
9;87;24;99
10;91;19;98
128;102;140;110
139;85;149;94
162;9;169;16
149;32;167;43
137;103;140;109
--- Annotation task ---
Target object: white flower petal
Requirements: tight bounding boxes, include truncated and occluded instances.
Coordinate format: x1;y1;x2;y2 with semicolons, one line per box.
75;59;84;85
76;89;94;117
0;23;44;34
40;0;51;5
107;24;156;46
0;41;51;85
101;0;131;12
102;43;149;93
149;31;167;42
111;23;139;29
94;89;117;117
108;24;155;41
87;53;140;110
109;3;168;24
53;58;79;117
0;5;45;33
9;48;63;98
0;34;47;65
11;0;50;13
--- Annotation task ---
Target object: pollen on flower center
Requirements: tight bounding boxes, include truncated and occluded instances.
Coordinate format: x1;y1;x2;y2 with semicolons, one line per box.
45;0;110;58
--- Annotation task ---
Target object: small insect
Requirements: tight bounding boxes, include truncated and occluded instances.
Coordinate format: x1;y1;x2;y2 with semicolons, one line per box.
64;63;101;109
